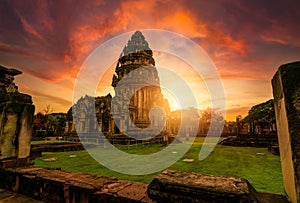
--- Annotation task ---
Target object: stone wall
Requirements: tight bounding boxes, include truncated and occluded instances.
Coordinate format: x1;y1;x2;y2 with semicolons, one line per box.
0;166;288;203
272;61;300;203
219;133;278;147
0;166;151;203
0;65;35;159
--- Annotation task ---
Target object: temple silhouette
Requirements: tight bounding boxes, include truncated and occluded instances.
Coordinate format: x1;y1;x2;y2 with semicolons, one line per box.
67;31;171;142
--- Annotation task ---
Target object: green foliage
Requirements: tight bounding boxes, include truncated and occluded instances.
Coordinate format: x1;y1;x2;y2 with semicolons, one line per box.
48;113;67;134
33;111;67;136
36;130;46;137
243;99;274;122
33;138;284;195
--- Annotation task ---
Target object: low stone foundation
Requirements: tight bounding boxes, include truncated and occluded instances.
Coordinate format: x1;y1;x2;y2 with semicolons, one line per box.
0;166;289;202
29;142;91;160
0;166;151;203
219;134;278;148
0;157;33;168
31;142;87;153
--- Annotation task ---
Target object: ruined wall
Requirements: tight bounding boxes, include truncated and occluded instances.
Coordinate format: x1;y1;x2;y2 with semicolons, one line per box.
272;61;300;203
1;166;287;202
0;65;34;159
0;166;151;203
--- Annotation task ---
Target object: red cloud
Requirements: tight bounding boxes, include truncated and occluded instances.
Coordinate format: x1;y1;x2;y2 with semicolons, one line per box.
1;0;300;116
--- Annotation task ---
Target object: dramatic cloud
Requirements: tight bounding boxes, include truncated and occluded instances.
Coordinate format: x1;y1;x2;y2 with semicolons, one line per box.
0;0;299;119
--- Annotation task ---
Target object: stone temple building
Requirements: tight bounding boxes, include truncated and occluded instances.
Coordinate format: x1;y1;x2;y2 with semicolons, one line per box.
67;31;171;141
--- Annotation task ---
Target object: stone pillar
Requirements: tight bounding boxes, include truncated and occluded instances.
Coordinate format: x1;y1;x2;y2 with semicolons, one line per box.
272;61;300;203
18;102;35;158
64;121;69;134
120;119;125;132
110;120;114;134
98;115;103;132
0;65;35;160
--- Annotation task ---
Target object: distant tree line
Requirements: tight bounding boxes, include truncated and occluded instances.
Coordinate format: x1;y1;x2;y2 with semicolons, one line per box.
33;105;67;137
238;99;276;135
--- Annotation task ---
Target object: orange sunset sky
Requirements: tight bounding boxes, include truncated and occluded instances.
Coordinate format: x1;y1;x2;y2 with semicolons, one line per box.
1;0;299;121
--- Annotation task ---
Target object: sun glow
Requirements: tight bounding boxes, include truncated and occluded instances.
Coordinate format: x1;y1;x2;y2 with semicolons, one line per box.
161;87;181;111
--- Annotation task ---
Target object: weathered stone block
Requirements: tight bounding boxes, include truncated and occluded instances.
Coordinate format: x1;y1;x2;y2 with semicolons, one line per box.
90;179;151;202
0;167;19;192
40;177;66;203
148;170;258;203
272;61;300;203
0;166;153;203
117;182;149;202
0;99;34;159
0;158;33;168
0;65;21;93
19;174;41;200
0;65;35;160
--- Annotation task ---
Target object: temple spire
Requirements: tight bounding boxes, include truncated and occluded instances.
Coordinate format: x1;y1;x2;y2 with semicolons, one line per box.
112;31;155;87
121;31;152;57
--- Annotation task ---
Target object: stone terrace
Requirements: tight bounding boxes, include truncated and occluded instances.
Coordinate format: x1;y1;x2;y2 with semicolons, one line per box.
0;166;151;203
0;165;289;203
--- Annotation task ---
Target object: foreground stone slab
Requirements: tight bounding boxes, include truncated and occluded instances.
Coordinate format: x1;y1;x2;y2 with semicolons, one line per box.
148;170;258;203
272;61;300;203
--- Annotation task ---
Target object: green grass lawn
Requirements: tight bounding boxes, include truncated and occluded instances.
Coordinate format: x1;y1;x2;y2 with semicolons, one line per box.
33;138;284;195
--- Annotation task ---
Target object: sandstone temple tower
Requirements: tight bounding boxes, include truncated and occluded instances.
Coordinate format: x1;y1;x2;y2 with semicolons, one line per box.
69;31;171;140
111;31;170;137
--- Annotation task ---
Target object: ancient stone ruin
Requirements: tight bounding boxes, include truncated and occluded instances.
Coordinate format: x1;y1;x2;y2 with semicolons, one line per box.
148;170;259;202
69;31;171;145
112;31;170;137
272;61;300;203
0;166;290;202
0;65;34;161
1;40;298;202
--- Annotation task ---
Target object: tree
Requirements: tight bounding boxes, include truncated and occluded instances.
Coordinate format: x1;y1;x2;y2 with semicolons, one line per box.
243;99;275;134
32;112;47;136
44;104;53;115
43;104;53;135
48;113;67;135
199;108;225;135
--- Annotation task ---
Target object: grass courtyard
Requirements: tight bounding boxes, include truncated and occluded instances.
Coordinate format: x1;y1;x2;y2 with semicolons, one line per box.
33;137;284;195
